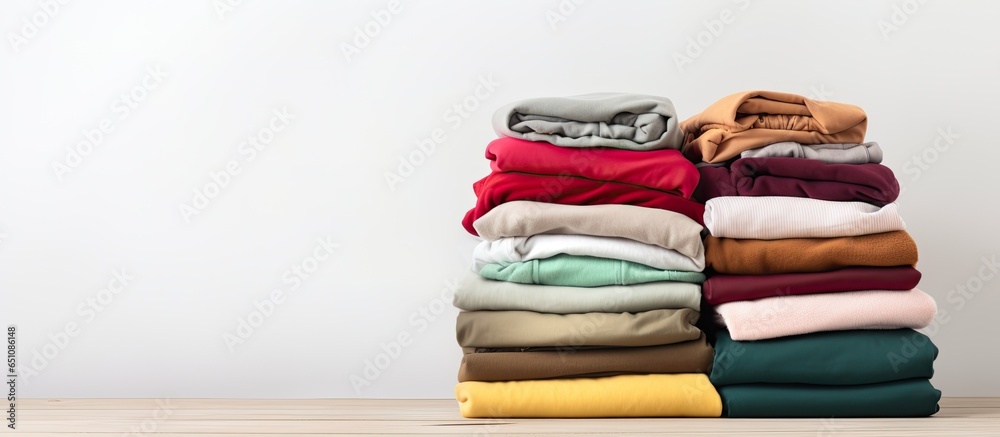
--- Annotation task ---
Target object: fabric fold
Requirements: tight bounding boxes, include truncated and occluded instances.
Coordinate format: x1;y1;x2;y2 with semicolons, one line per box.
455;272;702;313
475;234;704;272
474;201;704;258
711;329;937;386
704;230;918;275
718;379;940;418
492;93;684;150
696;158;899;206
704;197;905;240
456;308;701;348
463;172;705;235
714;288;938;341
681;90;868;163
478;254;706;288
486;137;699;197
740;141;883;164
703;266;921;305
460;335;714;382
456;374;722;417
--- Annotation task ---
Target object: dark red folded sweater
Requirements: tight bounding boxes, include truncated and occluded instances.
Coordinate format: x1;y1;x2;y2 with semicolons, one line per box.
486;137;700;199
695;157;899;206
703;266;922;305
462;171;706;235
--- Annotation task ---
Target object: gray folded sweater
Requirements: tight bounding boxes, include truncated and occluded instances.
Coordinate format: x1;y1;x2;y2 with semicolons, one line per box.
454;273;702;314
492;93;683;150
740;141;883;164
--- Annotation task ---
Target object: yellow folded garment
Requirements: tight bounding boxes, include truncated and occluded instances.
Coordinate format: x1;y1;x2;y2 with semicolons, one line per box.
454;374;722;418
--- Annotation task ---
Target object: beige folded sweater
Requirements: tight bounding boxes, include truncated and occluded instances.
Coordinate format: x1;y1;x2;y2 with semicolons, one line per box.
473;201;704;260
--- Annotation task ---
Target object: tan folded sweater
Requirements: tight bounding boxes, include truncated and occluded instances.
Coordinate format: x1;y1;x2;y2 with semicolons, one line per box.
704;231;917;275
681;90;868;163
473;201;705;260
456;308;701;348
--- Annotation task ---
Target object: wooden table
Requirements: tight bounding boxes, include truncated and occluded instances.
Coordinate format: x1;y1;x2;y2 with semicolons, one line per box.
11;398;1000;435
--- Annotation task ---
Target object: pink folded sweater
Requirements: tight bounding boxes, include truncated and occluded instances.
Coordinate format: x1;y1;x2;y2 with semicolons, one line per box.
715;288;937;341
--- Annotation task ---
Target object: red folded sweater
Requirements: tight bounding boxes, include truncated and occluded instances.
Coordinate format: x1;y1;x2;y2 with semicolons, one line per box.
486;137;700;198
462;172;705;235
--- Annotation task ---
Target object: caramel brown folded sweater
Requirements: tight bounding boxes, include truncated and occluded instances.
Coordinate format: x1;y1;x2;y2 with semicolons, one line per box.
681;90;868;163
459;335;714;382
704;231;917;275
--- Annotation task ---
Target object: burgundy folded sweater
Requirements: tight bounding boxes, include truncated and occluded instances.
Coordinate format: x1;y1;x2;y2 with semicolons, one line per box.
704;266;922;305
695;157;899;206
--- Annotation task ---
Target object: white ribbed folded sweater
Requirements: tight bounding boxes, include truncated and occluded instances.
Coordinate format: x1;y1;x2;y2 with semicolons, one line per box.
704;196;905;240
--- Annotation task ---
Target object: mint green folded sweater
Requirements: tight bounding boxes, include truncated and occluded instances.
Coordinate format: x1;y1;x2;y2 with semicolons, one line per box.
478;254;706;287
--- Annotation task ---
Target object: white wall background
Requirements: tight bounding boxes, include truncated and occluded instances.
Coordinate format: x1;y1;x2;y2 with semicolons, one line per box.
1;0;998;398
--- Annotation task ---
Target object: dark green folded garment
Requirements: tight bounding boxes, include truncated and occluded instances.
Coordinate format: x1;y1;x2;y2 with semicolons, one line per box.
719;379;941;417
711;329;937;386
479;254;705;287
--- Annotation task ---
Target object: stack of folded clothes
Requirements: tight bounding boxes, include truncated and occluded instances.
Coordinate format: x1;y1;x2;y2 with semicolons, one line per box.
686;90;942;418
453;93;722;418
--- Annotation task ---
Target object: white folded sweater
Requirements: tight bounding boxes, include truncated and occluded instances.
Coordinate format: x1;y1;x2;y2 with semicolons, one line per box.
704;197;906;240
473;234;705;272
